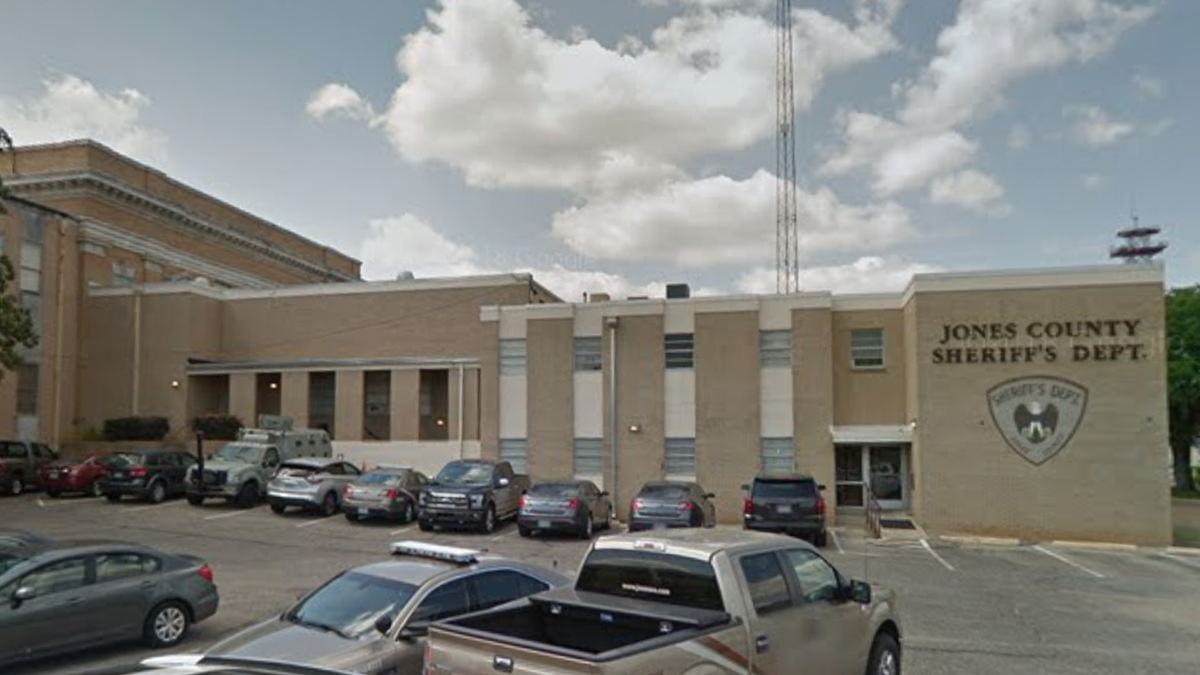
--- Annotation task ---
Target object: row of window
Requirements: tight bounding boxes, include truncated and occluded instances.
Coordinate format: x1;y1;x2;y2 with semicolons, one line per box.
498;437;797;477
498;329;886;373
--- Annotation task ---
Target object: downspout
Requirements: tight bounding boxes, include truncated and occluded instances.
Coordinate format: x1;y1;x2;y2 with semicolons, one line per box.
607;317;619;514
457;363;465;458
51;220;68;448
131;284;142;414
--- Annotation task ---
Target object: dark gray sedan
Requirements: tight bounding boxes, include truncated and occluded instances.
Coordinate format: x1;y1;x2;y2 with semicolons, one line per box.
0;537;220;669
342;466;430;523
627;480;718;531
517;479;613;538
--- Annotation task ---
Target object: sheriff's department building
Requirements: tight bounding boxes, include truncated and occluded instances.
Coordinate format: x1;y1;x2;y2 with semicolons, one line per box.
0;140;1172;546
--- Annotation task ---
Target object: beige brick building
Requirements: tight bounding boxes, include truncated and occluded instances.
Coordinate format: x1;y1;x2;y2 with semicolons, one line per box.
0;140;1172;545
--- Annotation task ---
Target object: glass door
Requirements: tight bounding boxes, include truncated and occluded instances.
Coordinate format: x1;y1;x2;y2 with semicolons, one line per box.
835;446;864;507
868;445;906;510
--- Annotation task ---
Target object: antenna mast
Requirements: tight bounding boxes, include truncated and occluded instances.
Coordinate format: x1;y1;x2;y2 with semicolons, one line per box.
775;0;799;293
1109;197;1168;264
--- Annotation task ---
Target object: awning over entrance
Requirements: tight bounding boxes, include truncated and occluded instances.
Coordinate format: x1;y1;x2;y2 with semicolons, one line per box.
830;425;913;444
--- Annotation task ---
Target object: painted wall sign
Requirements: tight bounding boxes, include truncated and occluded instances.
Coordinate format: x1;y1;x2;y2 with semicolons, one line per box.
987;376;1089;465
932;320;1148;364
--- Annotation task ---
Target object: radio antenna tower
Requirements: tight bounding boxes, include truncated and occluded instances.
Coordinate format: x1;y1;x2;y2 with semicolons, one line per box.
775;0;799;293
1110;194;1168;264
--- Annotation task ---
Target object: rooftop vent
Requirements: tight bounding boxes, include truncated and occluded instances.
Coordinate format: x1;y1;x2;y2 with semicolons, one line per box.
666;283;691;299
588;292;611;303
396;271;415;281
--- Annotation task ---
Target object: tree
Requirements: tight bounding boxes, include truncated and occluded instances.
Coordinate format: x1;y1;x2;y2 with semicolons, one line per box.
0;125;40;382
1167;285;1200;492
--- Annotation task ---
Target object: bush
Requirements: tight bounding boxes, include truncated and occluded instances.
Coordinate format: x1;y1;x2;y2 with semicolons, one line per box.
192;415;243;441
103;416;170;441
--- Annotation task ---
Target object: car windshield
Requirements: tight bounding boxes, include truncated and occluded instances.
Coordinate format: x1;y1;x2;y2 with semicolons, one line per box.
435;463;494;486
754;480;816;499
530;483;579;498
639;485;689;501
287;570;418;640
575;549;725;612
214;444;263;463
357;472;404;486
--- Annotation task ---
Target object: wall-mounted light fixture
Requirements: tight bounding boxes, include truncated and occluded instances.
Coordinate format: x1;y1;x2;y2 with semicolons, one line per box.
170;380;180;389
436;418;446;427
628;423;641;433
908;419;918;431
269;382;279;390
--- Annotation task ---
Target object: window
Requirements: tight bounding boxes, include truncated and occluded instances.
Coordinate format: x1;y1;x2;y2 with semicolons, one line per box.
499;439;528;474
785;549;841;604
573;438;603;476
664;333;694;369
574;337;603;371
761;438;795;474
576;549;724;611
499;339;527;374
96;553;160;582
112;261;136;287
760;330;792;368
739;553;793;616
471;570;550;612
664;438;696;478
411;579;472;624
288;570;418;640
16;364;38;415
19;242;42;294
850;329;885;369
22;557;88;597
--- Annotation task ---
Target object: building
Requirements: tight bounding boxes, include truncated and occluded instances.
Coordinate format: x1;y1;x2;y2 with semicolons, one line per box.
0;140;1173;545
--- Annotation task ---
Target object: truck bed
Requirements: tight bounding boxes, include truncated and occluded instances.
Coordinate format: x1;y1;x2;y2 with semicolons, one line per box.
440;586;736;660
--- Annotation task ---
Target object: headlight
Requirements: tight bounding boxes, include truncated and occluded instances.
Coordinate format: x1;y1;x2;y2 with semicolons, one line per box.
469;494;484;508
419;492;428;504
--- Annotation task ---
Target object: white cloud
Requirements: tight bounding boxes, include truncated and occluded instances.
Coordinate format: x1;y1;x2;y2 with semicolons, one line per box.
736;256;944;295
823;0;1156;198
637;0;773;11
551;169;915;267
1132;72;1164;98
929;169;1009;216
323;0;899;194
0;73;167;163
1082;173;1105;190
1065;105;1135;146
1008;125;1031;150
306;83;378;123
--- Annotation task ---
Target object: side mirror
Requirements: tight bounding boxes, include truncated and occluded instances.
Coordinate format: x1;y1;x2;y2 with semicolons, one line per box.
398;622;428;641
374;614;394;635
13;587;36;603
598;491;609;498
848;580;871;605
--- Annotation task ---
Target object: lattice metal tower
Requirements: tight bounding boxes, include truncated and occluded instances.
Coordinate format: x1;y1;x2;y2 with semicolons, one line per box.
775;0;800;293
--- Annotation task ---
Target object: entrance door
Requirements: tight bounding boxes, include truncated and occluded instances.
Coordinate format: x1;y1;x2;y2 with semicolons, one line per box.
868;445;906;510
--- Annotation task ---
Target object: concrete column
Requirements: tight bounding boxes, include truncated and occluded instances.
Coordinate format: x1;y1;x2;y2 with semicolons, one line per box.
229;373;257;428
447;367;461;441
390;369;420;441
280;371;309;428
463;368;480;441
335;370;364;441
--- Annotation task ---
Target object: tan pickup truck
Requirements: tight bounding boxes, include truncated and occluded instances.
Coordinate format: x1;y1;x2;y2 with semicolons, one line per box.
424;529;902;675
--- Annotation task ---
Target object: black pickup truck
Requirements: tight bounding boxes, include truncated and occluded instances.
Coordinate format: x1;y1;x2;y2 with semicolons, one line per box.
417;459;530;534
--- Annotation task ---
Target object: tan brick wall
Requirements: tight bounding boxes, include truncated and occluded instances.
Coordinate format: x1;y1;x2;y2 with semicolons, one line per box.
695;311;760;524
832;309;907;425
280;372;309;428
335;370;365;442
903;301;923;521
795;308;837;525
911;284;1171;546
391;370;421;441
77;296;136;436
527;318;574;482
463;368;481;442
607;314;666;520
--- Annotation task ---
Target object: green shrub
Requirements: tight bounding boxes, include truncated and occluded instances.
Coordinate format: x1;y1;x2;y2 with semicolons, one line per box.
192;415;243;441
102;416;170;441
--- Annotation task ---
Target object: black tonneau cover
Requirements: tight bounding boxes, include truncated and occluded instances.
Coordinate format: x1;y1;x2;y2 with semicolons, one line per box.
529;586;732;629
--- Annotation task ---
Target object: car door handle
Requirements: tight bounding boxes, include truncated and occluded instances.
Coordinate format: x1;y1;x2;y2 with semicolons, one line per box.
139;580;156;589
755;634;770;653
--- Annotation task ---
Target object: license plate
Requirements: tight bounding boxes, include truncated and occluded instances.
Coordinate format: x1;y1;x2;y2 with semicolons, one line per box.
49;471;60;478
777;505;793;514
112;473;126;480
537;520;551;529
358;507;369;515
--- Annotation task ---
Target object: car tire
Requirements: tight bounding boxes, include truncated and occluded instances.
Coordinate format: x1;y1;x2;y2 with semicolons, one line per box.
7;475;24;496
106;492;122;502
518;526;532;537
345;511;359;522
143;600;191;649
602;506;613;530
403;502;415;524
481;504;496;534
580;512;594;540
148;480;167;504
867;631;901;675
418;519;433;532
320;491;338;517
815;529;829;548
186;494;205;506
89;481;104;498
46;487;62;499
269;502;286;514
234;482;257;509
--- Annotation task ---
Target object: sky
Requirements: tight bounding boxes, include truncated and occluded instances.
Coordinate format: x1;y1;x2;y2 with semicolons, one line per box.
0;0;1194;300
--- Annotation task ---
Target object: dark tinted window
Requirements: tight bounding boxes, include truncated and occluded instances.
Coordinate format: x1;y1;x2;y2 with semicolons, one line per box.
411;579;472;624
472;570;549;611
575;549;724;611
359;472;404;486
435;462;495;486
529;483;580;498
108;453;143;468
753;480;816;499
23;557;89;596
0;551;29;576
739;553;792;616
1;443;24;459
287;571;418;640
785;549;840;603
638;484;690;500
96;553;160;582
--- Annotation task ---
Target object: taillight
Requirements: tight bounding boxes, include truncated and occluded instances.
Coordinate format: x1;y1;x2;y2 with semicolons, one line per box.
342;486;352;497
631;499;643;513
519;495;528;508
130;467;148;478
679;501;694;511
567;498;578;509
423;642;433;672
385;488;398;500
816;495;826;515
198;564;214;584
743;498;753;515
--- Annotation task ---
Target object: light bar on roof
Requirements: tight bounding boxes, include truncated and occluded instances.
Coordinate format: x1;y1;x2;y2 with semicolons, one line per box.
389;540;482;564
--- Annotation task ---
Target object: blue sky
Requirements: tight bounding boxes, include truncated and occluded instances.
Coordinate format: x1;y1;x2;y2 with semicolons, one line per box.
0;0;1194;299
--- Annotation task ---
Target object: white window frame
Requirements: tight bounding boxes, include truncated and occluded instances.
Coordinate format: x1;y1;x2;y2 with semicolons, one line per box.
573;438;603;477
850;329;885;370
499;438;528;474
759;330;792;368
112;261;137;288
664;333;694;369
761;437;795;474
664;437;696;479
574;337;602;372
499;339;527;375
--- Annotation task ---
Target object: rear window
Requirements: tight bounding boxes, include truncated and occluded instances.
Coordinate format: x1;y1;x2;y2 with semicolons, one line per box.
107;453;144;468
357;472;403;486
277;464;322;478
575;549;724;611
753;480;815;499
529;483;579;498
638;484;689;500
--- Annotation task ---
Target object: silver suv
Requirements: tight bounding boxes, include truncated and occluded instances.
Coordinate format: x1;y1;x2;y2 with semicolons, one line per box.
266;457;362;517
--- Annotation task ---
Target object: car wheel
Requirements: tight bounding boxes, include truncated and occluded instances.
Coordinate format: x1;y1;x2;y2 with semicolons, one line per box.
7;475;24;496
186;494;205;506
234;482;257;509
418;519;433;532
518;526;532;537
106;492;122;503
143;600;191;648
89;481;104;498
867;632;901;675
815;529;829;548
148;480;167;504
481;504;496;534
320;491;338;517
269;502;286;514
45;487;62;499
403;502;415;524
345;511;359;522
580;512;594;540
603;506;613;530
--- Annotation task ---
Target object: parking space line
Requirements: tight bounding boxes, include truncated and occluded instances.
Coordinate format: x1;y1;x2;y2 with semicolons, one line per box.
489;530;515;542
204;509;255;521
295;516;337;528
831;529;844;555
920;539;956;571
119;500;187;514
37;497;100;508
1160;551;1200;570
1033;545;1105;578
390;525;416;535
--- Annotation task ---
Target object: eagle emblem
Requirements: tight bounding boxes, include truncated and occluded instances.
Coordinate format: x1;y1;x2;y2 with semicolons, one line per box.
987;377;1088;465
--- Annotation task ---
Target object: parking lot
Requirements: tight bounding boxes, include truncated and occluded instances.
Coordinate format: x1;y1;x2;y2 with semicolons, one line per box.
4;492;1199;675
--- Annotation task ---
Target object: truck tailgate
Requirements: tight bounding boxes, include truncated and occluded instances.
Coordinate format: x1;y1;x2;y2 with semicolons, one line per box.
426;626;602;675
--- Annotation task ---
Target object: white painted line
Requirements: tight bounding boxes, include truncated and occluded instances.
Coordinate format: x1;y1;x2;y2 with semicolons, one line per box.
204;509;254;521
920;539;956;571
390;525;416;536
296;517;336;529
1033;545;1105;578
489;530;514;542
120;500;186;514
831;529;845;555
36;497;100;508
1160;552;1200;570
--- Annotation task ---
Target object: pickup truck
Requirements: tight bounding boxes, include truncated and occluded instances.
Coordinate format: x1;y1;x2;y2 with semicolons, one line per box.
418;459;530;534
424;529;903;675
0;440;60;496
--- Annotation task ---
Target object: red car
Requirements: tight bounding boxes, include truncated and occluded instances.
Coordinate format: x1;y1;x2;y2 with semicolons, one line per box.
39;454;116;498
